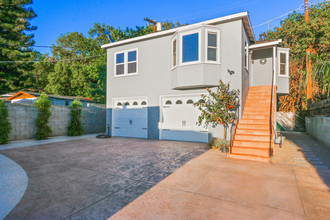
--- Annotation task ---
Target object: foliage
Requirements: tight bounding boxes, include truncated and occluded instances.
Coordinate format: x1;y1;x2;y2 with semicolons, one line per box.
260;2;330;111
34;93;52;140
0;0;37;93
211;138;230;152
194;81;240;139
67;99;84;136
0;99;11;144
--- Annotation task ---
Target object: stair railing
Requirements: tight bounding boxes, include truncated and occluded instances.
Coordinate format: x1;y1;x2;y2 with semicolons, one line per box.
270;47;277;156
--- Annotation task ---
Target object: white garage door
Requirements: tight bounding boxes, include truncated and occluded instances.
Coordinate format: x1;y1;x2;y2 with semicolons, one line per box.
160;94;208;142
112;97;148;138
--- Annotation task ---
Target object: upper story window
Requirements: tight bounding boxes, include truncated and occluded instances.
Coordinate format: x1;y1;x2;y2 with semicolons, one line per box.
172;39;177;67
279;52;288;76
182;32;199;63
244;41;248;69
115;49;138;76
207;31;218;62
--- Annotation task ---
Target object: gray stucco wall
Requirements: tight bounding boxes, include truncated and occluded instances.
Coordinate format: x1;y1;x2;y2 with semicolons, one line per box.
241;25;250;114
251;48;273;86
106;19;246;139
7;103;105;141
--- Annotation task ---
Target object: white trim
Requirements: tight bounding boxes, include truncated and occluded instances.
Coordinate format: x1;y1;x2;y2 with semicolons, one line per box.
114;48;138;77
249;39;282;50
205;28;221;64
244;40;249;69
112;96;148;109
101;12;253;49
179;29;202;65
278;48;289;78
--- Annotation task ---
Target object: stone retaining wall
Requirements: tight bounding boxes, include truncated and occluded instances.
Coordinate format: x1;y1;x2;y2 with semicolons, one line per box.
7;103;105;141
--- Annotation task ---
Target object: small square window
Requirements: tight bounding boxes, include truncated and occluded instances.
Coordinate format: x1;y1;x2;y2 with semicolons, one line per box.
115;50;137;76
207;32;218;62
128;62;136;74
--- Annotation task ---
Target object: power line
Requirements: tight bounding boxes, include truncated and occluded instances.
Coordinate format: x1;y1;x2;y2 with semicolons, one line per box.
252;1;323;29
0;53;106;64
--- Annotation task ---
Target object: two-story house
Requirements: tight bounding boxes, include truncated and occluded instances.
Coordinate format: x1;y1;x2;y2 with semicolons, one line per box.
101;12;290;161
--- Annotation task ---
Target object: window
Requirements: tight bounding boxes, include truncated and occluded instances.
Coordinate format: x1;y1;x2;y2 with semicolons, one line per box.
244;41;248;69
141;101;147;105
172;39;177;67
133;101;138;106
165;100;172;105
186;99;194;104
115;49;138;76
115;53;125;75
176;100;182;104
279;52;288;76
127;51;137;74
182;32;199;63
207;32;217;61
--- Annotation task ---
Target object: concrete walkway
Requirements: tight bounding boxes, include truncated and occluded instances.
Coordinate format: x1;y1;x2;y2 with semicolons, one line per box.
111;133;330;220
0;133;101;151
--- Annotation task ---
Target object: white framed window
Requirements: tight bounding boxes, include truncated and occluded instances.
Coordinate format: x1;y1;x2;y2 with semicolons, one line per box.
114;49;138;77
278;50;289;77
206;29;220;63
180;30;201;65
172;38;177;68
244;40;248;69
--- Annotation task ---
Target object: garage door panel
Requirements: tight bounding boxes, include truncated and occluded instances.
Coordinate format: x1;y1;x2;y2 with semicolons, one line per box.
112;99;148;139
161;94;208;143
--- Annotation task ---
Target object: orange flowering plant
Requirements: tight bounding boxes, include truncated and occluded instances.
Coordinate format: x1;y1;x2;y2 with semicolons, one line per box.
194;80;240;139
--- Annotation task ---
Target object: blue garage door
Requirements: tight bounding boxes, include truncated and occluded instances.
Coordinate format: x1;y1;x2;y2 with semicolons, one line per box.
112;100;148;138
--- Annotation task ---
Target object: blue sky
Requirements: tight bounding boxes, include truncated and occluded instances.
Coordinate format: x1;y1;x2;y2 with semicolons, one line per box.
29;0;324;55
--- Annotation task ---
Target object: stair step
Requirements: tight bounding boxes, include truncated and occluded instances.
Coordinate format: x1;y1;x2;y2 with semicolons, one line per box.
231;147;271;158
239;119;269;125
236;129;270;135
243;110;271;114
244;107;271;111
227;154;270;162
234;134;271;142
233;140;271;148
242;114;270;119
237;124;270;130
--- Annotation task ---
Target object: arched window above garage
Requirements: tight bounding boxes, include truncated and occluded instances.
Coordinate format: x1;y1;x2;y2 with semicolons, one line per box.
186;99;194;104
176;100;183;104
198;99;205;104
133;101;138;106
125;102;130;106
141;101;147;106
165;100;172;105
117;102;122;106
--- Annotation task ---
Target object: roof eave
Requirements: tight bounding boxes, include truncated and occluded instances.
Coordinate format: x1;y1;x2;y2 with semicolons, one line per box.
101;11;254;49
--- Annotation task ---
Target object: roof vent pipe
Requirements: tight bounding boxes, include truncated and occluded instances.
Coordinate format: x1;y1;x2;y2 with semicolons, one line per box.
156;22;162;32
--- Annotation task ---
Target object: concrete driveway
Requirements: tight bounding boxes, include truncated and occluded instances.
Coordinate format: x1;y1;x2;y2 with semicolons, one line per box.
0;137;208;219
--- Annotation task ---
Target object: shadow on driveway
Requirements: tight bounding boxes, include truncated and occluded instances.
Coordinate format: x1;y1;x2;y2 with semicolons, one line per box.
0;137;208;220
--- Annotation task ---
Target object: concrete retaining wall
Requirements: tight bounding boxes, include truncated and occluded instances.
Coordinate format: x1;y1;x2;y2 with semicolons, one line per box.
7;103;105;141
306;116;330;147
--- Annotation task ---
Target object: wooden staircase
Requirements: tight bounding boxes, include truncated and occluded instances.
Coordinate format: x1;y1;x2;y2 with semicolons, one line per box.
228;85;275;162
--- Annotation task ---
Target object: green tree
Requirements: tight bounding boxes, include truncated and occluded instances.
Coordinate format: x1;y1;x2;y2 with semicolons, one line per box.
0;0;37;93
34;93;52;140
194;81;240;139
0;99;11;144
261;2;329;111
67;99;84;136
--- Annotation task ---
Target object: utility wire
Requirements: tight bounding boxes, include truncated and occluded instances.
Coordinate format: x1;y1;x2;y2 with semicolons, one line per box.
0;53;106;64
0;42;72;49
252;1;323;28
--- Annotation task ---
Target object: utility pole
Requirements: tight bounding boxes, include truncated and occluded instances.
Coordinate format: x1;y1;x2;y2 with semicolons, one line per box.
144;18;157;32
305;0;313;106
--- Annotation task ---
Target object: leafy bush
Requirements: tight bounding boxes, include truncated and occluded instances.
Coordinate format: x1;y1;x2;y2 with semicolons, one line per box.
0;100;12;144
67;99;84;136
34;93;52;140
211;138;230;152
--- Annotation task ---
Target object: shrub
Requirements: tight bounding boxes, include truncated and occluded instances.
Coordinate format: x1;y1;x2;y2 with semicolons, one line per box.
0;100;12;144
34;93;52;140
212;138;230;152
67;99;84;136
